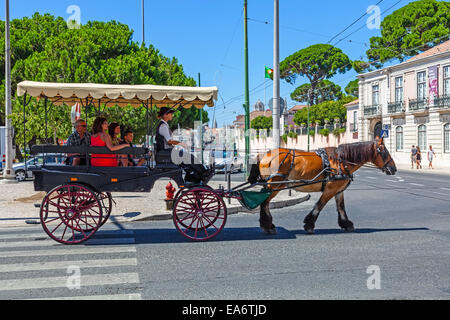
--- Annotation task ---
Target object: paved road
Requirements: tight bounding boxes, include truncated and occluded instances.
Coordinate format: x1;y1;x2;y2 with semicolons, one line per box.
0;168;449;300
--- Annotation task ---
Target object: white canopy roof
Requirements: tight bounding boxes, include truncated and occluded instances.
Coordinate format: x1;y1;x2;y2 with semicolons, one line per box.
17;81;218;109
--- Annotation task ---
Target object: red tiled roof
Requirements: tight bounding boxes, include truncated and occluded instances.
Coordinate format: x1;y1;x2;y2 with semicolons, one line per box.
289;105;307;113
406;40;450;63
344;99;359;107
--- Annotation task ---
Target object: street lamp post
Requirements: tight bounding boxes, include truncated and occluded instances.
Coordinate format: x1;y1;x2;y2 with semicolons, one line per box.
2;0;17;183
272;0;280;150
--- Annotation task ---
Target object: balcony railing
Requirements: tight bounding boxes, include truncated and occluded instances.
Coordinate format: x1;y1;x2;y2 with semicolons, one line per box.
409;98;427;111
363;104;381;116
433;95;450;109
387;101;405;114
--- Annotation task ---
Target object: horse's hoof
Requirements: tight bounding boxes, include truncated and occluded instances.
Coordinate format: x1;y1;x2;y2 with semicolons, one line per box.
262;227;277;235
304;228;315;235
342;226;355;233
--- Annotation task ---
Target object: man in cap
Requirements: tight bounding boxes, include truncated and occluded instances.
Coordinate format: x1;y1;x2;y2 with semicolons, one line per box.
155;107;212;184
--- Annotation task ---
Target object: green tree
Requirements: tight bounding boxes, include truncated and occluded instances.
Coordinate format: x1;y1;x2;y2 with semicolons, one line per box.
367;0;450;66
251;116;272;131
280;44;351;105
293;96;356;126
291;80;343;105
345;79;359;98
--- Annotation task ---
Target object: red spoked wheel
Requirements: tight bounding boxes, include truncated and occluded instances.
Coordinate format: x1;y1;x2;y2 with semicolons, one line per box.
173;187;227;241
40;184;103;245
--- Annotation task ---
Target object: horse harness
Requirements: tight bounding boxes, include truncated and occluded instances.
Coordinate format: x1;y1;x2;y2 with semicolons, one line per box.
263;149;353;192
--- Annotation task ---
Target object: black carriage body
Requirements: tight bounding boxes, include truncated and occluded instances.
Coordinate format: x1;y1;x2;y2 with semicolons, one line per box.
30;145;184;193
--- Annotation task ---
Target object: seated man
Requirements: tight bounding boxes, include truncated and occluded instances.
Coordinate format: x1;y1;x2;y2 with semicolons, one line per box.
122;129;146;167
66;119;91;166
155;107;212;184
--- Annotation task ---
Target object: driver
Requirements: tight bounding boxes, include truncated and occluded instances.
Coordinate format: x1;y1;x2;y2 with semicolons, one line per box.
155;107;210;183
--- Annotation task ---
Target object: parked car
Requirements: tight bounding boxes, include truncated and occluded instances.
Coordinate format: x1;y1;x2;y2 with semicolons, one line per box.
13;154;66;182
205;150;243;174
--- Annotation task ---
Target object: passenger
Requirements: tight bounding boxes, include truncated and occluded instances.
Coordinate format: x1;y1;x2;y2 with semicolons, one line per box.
122;129;146;167
66;119;91;166
155;107;209;183
90;117;129;167
108;122;128;166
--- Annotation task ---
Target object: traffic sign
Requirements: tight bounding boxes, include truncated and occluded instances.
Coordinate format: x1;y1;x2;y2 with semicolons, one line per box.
268;98;286;115
380;129;389;138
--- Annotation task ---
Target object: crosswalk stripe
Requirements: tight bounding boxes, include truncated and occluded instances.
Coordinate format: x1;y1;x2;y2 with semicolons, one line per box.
409;183;424;186
0;258;137;273
28;293;142;300
0;237;135;248
0;246;136;258
0;272;140;291
0;229;134;240
440;188;450;191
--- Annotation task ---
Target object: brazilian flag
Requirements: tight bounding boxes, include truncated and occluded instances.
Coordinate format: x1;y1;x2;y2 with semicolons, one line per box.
265;66;273;80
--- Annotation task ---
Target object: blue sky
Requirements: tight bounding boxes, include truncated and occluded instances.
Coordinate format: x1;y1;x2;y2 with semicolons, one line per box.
1;0;420;127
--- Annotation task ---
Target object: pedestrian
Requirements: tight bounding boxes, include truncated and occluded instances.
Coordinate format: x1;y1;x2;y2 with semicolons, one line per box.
410;145;417;169
427;145;435;169
416;146;422;169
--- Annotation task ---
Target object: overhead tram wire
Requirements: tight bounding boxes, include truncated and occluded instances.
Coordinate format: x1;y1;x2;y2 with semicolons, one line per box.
327;0;385;44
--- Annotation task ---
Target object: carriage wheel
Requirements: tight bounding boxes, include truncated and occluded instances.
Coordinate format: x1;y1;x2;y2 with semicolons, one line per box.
97;192;113;227
173;187;227;241
40;184;103;245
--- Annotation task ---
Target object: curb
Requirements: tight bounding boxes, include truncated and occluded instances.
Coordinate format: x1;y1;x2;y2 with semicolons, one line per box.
128;194;312;222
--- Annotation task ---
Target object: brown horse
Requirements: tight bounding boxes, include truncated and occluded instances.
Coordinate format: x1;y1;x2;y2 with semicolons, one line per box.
247;138;397;235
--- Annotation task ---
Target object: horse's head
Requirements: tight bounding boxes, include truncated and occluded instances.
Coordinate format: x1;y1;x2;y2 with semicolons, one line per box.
372;137;397;175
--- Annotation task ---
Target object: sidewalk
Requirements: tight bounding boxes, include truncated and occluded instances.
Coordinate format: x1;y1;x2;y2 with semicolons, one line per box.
0;179;311;228
395;162;450;176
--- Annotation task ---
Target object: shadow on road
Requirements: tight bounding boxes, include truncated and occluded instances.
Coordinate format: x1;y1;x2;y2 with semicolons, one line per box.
81;226;430;245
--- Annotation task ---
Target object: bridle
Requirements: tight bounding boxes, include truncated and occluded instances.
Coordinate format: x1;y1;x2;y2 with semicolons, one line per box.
375;143;395;174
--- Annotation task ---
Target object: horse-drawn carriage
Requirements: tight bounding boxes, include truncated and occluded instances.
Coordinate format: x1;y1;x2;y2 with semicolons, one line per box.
17;81;397;245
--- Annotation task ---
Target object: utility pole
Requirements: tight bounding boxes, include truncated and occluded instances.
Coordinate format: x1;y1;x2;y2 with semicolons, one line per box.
198;73;203;165
142;0;145;44
272;0;280;150
2;0;16;183
243;0;250;173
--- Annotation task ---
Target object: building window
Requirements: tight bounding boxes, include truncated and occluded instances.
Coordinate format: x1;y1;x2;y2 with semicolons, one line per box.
418;124;427;151
372;84;379;105
445;123;450;153
417;71;427;100
395;76;403;102
396;126;403;151
444;66;450;96
353;111;358;131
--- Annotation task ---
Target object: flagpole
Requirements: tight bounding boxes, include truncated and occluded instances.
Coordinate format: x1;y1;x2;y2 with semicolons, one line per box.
264;77;266;117
273;0;280;150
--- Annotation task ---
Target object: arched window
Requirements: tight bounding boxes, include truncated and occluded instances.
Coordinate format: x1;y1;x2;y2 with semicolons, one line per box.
418;125;427;151
445;123;450;153
396;126;403;151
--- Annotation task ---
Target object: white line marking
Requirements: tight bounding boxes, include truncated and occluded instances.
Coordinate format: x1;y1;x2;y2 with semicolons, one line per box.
366;177;377;180
0;272;140;292
431;192;447;196
0;246;136;258
0;230;134;241
0;258;137;273
409;183;424;186
0;237;135;249
28;293;142;300
440;188;450;191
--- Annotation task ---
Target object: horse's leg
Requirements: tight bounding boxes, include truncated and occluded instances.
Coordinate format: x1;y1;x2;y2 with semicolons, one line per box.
335;192;355;232
303;191;336;234
259;191;279;235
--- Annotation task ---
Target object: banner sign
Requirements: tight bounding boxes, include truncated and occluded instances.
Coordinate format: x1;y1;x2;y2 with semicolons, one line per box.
428;65;439;106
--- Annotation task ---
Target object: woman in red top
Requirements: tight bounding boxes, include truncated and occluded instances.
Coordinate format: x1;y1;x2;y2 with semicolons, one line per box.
90;117;129;167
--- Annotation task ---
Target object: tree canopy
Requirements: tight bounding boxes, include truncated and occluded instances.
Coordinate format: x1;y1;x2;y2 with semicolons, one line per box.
250;116;273;131
280;43;351;105
0;13;207;156
293;96;357;126
345;79;359;98
366;0;450;66
291;80;343;105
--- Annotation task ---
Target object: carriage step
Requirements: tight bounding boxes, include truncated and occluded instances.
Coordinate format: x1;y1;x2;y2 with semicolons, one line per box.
34;204;41;208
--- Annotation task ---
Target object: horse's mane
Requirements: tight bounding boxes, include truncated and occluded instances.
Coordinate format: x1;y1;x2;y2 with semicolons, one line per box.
330;141;375;164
